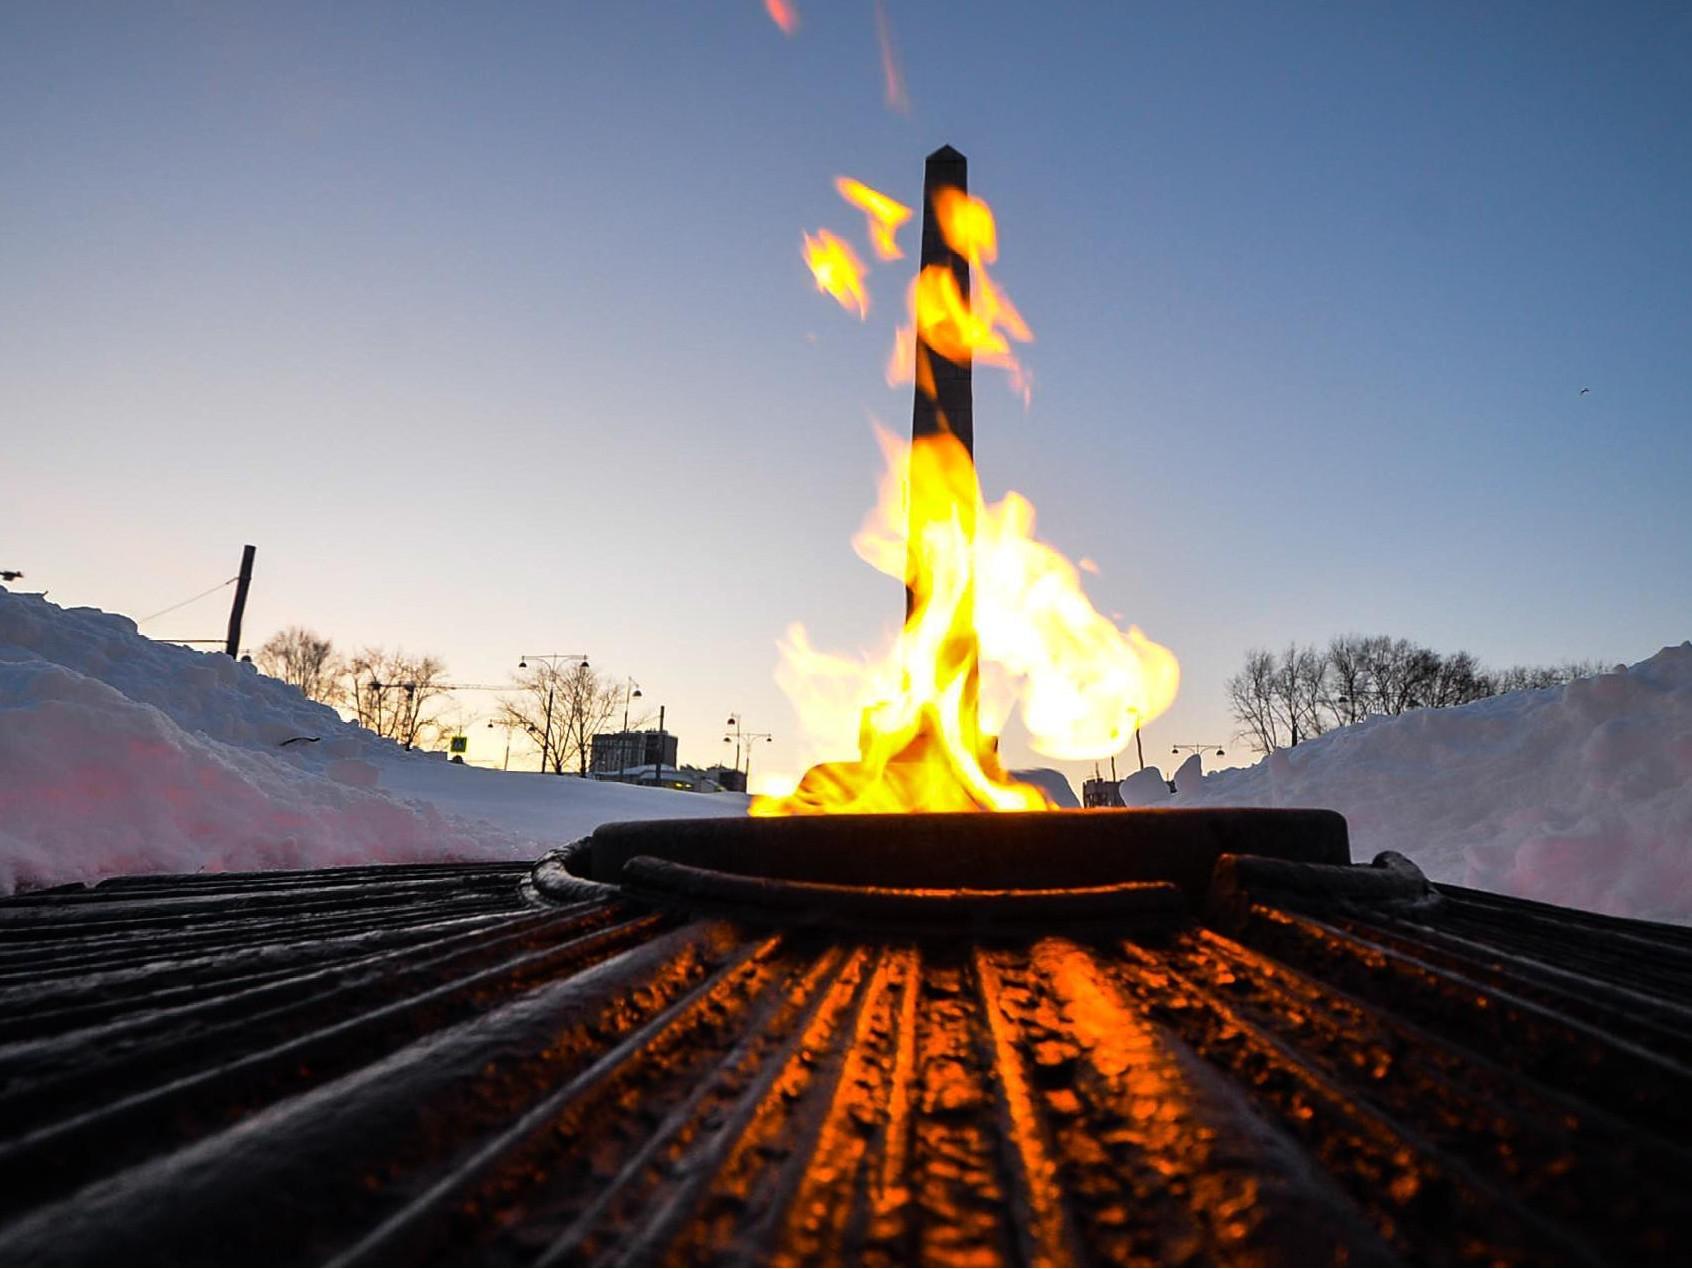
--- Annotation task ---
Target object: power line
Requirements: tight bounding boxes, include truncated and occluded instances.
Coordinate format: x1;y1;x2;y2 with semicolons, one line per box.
138;577;236;627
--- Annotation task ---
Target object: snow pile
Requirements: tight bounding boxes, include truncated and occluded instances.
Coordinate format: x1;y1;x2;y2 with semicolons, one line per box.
1118;766;1171;805
0;588;744;893
1013;767;1081;809
1154;643;1692;923
8;585;1688;920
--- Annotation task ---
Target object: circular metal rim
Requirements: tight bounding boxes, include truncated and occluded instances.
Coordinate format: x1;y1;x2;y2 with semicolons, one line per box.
576;807;1350;902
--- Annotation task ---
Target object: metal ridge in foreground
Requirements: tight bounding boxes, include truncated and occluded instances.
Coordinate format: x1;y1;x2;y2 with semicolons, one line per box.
580;806;1350;892
2;816;1691;1266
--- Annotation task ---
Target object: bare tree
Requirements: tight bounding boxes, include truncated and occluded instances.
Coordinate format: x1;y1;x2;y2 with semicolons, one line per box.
1323;635;1372;726
1425;649;1490;708
1492;659;1608;693
1225;648;1282;755
1280;643;1328;745
498;662;625;775
254;626;340;704
1358;636;1431;716
1231;633;1614;752
340;648;451;749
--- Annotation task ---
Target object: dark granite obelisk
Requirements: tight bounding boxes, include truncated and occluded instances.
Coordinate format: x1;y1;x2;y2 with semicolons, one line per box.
905;145;975;627
911;144;973;457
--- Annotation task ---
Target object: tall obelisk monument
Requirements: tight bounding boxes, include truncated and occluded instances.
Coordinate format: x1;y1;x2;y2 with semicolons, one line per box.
911;144;973;457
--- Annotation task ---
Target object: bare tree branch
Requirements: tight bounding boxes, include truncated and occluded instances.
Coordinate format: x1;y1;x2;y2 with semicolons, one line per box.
254;627;339;704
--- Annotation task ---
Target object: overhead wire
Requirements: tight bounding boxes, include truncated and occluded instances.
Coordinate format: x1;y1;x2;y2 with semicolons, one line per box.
137;577;236;627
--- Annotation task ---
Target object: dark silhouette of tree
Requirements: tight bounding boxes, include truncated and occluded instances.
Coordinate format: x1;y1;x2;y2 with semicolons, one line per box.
254;626;339;704
1227;637;1610;753
498;662;626;775
339;648;450;749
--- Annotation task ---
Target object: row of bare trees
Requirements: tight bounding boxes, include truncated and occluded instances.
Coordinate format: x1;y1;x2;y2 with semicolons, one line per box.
495;661;638;775
1226;635;1608;755
255;627;451;748
255;626;643;770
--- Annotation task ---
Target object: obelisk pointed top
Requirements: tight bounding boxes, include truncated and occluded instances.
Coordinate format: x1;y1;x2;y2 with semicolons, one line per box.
911;144;973;460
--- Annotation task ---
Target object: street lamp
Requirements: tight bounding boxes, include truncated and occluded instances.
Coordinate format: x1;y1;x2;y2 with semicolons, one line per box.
517;653;589;773
486;719;514;771
724;714;773;787
1171;742;1227;764
621;678;643;734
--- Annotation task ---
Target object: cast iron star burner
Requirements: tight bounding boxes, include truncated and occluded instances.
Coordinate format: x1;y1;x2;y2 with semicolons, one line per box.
2;810;1691;1265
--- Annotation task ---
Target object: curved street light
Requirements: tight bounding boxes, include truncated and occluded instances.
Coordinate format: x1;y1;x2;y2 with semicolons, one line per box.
724;714;774;787
1171;742;1227;762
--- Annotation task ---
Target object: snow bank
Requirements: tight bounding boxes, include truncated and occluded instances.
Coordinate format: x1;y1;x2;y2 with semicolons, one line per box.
0;589;745;893
1157;643;1692;923
8;587;1687;920
1012;767;1081;809
1118;766;1171;806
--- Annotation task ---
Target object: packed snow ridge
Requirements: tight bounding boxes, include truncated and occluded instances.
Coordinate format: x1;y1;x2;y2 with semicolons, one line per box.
4;587;1688;922
1125;643;1692;924
0;588;743;893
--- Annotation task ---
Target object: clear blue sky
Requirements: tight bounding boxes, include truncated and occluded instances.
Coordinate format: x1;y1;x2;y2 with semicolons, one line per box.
4;1;1689;787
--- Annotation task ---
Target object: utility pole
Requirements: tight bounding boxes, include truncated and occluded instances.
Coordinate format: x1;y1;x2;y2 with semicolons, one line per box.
224;545;255;658
654;705;666;787
540;685;556;773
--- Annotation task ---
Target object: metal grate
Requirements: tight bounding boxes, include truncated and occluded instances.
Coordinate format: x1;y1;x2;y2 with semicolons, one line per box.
2;831;1689;1265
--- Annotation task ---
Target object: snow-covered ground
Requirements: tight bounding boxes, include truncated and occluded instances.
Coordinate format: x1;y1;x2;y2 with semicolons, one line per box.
1130;644;1692;923
0;588;745;893
5;586;1689;922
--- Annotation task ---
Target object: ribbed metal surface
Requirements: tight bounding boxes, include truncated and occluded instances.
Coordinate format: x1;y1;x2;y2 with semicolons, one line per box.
2;845;1689;1265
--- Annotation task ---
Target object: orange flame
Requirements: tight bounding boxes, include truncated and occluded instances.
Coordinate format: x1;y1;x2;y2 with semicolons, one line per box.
764;0;799;36
803;229;869;319
888;187;1033;403
835;177;912;261
753;428;1179;815
874;0;909;114
933;187;997;265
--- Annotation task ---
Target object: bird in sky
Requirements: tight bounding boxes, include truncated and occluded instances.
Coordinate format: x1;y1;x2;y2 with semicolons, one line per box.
1579;387;1591;395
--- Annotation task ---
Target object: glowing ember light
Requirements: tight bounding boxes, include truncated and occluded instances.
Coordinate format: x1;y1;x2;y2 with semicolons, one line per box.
764;0;799;36
752;428;1179;815
888;186;1033;403
803;229;870;319
835;177;912;261
874;0;909;114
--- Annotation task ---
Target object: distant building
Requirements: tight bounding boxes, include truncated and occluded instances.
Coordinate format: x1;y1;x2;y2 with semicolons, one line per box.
710;765;748;794
587;763;741;794
590;729;678;776
1082;777;1125;808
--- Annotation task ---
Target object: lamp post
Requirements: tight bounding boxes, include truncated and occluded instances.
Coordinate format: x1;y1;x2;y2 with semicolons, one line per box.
620;678;643;734
724;714;773;789
1171;742;1227;766
518;653;589;774
486;719;514;771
